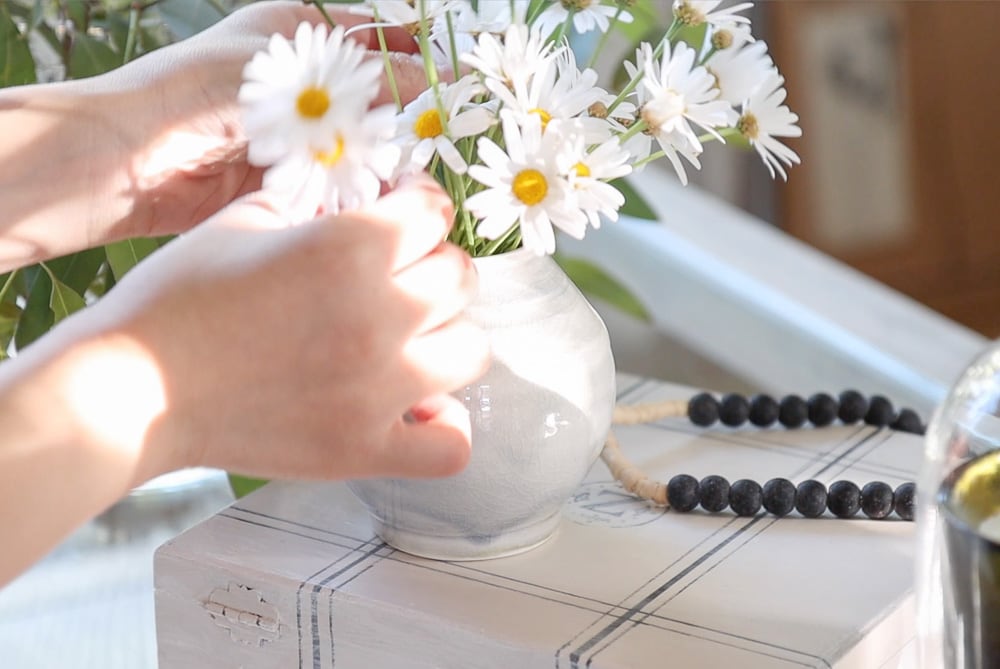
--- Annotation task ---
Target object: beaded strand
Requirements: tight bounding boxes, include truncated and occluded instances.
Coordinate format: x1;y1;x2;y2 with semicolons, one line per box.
601;390;922;521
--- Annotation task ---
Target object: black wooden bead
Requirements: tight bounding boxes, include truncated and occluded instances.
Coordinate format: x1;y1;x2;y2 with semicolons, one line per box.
730;479;763;516
865;395;896;427
778;394;808;428
827;480;862;518
688;392;720;427
891;408;924;435
795;480;828;518
838;390;869;424
667;474;700;512
719;393;751;427
748;394;779;427
762;478;797;516
699;475;731;513
860;481;894;519
807;393;839;427
894;482;917;521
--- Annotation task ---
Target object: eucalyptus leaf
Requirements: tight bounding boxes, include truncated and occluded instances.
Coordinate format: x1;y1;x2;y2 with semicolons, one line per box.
154;0;225;41
555;255;650;322
228;474;269;500
610;177;657;221
47;273;86;322
0;301;22;345
69;32;120;79
0;1;37;86
14;266;53;350
47;247;106;295
104;237;160;282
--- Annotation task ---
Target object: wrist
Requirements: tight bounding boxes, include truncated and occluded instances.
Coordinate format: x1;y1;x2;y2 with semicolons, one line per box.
0;313;184;489
0;81;141;267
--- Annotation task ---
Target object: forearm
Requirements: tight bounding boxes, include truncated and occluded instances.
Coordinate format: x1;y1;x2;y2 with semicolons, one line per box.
0;310;176;584
0;79;149;271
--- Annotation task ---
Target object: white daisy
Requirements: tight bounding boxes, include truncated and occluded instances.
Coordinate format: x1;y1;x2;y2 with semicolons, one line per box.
349;0;459;34
631;41;737;184
673;0;753;28
534;0;633;38
264;105;401;221
707;21;755;51
394;74;493;175
559;132;633;229
737;69;801;180
485;46;611;143
239;22;382;167
465;112;587;255
429;0;529;61
705;39;773;105
460;24;555;97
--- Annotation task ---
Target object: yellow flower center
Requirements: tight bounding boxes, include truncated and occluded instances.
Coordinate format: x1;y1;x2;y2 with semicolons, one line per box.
572;162;591;178
314;134;346;167
529;108;553;131
512;169;548;206
296;87;330;119
738;112;760;140
674;2;705;26
414;109;445;139
712;29;734;51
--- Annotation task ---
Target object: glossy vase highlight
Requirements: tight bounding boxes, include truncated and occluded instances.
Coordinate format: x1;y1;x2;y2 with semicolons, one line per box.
348;248;616;560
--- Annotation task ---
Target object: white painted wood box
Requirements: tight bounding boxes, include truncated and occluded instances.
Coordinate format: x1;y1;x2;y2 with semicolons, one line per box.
155;378;922;668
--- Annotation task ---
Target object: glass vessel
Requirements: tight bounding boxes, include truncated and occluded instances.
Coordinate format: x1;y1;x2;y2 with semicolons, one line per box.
918;342;1000;668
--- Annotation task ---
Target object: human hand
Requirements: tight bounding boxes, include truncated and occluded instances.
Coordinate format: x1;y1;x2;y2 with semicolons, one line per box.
88;175;488;485
104;0;427;241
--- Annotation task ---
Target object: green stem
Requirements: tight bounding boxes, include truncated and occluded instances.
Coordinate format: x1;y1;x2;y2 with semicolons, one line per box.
374;21;402;110
479;222;520;256
617;119;648;144
607;20;679;116
122;3;141;65
632;150;665;171
444;10;460;82
549;8;575;45
308;0;337;28
585;5;625;70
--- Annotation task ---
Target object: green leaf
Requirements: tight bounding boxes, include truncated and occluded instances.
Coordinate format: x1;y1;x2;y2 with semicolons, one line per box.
104;237;160;282
555;255;651;322
68;32;120;79
14;266;53;350
610;177;657;221
0;301;22;350
40;263;86;322
0;1;38;86
228;474;269;500
46;247;106;295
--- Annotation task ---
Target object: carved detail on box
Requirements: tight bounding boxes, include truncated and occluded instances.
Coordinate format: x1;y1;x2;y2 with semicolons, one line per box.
203;583;280;647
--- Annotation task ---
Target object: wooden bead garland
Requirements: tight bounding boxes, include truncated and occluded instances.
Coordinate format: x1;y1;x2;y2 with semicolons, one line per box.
600;390;922;521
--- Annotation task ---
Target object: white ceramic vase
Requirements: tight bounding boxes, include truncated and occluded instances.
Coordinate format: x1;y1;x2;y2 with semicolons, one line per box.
348;247;616;560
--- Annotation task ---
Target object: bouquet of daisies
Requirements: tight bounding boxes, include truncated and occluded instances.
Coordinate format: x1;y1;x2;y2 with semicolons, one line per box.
238;0;800;257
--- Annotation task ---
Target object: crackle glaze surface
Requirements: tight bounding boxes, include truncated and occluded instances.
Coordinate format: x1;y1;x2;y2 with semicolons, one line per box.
348;248;616;560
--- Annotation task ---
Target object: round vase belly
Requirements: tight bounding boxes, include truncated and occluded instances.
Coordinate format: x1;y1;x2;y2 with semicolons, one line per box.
348;248;616;560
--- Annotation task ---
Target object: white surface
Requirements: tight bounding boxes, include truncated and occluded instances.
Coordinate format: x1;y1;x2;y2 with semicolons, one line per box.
561;167;987;414
0;471;234;669
157;377;923;668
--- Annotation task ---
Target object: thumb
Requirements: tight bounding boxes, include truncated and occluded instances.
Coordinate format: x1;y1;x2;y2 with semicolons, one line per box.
379;395;473;477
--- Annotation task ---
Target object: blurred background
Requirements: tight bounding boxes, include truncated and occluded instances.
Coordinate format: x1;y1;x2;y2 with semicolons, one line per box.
709;0;1000;338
